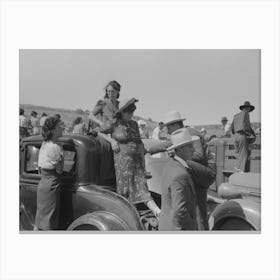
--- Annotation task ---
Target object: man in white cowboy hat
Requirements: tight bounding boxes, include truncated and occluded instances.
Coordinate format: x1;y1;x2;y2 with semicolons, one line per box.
159;128;200;230
147;110;216;229
221;116;231;137
137;119;149;139
231;101;256;172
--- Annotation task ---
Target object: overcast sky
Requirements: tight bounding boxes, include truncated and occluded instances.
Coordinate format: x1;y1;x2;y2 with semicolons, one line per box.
19;49;260;125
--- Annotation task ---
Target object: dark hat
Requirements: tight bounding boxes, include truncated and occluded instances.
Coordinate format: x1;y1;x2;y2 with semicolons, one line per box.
239;101;255;112
221;116;228;122
117;98;139;113
54;113;61;120
31;111;38;116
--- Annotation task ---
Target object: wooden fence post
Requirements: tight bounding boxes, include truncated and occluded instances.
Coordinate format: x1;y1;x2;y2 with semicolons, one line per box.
215;139;226;191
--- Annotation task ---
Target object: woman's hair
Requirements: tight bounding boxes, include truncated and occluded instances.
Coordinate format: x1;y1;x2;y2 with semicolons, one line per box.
41;112;47;117
42;116;60;141
54;113;61;120
73;117;83;125
20;108;24;115
104;80;121;99
31;111;37;117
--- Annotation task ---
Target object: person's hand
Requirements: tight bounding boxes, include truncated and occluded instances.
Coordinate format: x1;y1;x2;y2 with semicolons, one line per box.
167;149;175;158
111;140;120;153
93;127;101;133
144;148;150;155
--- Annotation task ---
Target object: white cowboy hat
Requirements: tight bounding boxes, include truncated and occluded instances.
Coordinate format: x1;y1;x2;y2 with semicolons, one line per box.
164;110;186;126
167;128;199;151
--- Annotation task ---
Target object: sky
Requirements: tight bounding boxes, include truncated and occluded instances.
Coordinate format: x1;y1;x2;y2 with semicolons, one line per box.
19;49;260;125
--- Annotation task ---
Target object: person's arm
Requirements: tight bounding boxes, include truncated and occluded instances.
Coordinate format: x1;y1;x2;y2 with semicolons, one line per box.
146;140;172;154
50;144;64;174
230;119;235;134
244;112;256;137
88;114;103;127
97;125;120;153
171;175;196;230
191;139;206;164
89;100;105;126
131;120;144;144
187;127;206;164
92;100;105;116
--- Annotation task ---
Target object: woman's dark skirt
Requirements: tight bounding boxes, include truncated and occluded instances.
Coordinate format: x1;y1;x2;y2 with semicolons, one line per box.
35;169;60;230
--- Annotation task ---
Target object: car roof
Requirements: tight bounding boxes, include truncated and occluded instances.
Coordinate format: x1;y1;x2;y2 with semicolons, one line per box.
22;134;92;144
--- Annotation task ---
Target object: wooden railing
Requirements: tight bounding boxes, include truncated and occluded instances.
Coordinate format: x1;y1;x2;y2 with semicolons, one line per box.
208;135;261;191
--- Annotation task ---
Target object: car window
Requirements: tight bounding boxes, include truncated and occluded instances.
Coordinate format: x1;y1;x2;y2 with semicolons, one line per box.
24;143;76;176
25;145;40;174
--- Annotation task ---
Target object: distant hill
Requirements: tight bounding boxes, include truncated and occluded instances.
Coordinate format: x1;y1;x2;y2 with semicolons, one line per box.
194;123;261;138
19;104;159;134
20;104;261;137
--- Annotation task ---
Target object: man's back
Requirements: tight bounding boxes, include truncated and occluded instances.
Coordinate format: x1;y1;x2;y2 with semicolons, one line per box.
159;159;197;231
232;111;253;134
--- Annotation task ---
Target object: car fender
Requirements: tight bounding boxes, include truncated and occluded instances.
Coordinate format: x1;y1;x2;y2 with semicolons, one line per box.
209;198;261;230
60;184;145;231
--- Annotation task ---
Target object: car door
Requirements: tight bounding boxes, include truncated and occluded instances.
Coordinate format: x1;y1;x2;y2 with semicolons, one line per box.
20;142;41;230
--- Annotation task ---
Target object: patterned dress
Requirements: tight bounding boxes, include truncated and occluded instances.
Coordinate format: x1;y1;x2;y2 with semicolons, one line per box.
109;120;152;204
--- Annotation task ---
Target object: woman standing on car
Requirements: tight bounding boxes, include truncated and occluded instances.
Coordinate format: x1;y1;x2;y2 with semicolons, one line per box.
34;116;64;230
87;81;121;187
99;98;161;217
89;80;120;131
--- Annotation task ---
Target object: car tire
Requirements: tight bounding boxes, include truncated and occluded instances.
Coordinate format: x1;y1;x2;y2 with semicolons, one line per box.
67;212;129;231
67;213;106;231
217;218;255;230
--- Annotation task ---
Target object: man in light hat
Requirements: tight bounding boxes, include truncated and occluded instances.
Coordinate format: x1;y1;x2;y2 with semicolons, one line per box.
152;121;168;140
159;128;200;230
138;120;149;139
221;116;231;137
231;101;256;172
147;110;216;229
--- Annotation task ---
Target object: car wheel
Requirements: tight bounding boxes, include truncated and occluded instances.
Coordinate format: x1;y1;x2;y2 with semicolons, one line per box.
67;212;129;231
67;213;106;231
217;218;255;230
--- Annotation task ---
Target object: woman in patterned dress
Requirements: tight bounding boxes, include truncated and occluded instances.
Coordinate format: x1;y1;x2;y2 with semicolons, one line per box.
100;98;161;216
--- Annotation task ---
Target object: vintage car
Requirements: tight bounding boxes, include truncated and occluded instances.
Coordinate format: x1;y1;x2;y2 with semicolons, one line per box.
20;134;159;231
206;137;261;230
208;172;261;230
20;134;261;231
